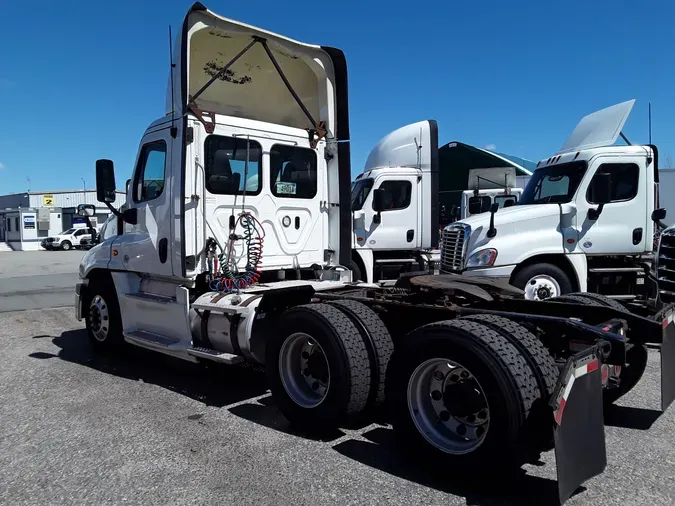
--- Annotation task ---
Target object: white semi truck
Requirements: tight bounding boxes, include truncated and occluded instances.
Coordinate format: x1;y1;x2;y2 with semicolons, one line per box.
350;120;526;283
74;4;675;503
440;99;675;305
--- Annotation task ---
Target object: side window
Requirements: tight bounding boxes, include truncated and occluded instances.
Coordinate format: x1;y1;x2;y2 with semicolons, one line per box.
270;144;317;199
133;140;167;203
205;135;262;195
74;229;86;237
7;218;11;231
494;194;518;208
587;163;639;203
15;218;19;231
375;181;412;211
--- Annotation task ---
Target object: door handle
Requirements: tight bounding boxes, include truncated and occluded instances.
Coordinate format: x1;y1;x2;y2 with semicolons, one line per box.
295;217;300;230
158;238;168;263
632;228;643;245
406;229;414;243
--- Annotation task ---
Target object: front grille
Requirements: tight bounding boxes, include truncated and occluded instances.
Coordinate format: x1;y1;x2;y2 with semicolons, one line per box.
657;228;675;304
45;238;54;243
440;224;470;272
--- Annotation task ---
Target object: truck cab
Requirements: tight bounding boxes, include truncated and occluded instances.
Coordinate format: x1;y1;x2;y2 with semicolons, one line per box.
440;99;668;302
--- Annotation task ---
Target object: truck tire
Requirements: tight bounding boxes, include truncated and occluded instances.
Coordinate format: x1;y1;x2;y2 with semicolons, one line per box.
551;292;648;406
326;300;394;408
83;278;124;352
512;262;573;300
266;303;371;433
460;314;559;452
460;315;558;396
385;319;542;474
565;292;628;312
61;241;72;251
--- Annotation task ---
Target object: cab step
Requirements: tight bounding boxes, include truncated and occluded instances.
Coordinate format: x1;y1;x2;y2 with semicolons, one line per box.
124;330;182;350
187;346;244;365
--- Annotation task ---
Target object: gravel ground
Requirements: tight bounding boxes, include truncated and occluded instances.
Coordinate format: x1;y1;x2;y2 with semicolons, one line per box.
1;307;674;505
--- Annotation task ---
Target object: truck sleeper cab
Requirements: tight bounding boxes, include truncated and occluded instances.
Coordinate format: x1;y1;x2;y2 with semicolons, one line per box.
74;7;675;504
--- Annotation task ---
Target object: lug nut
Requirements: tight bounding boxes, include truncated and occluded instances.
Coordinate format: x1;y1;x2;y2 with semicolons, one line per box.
460;370;469;379
301;351;310;359
431;390;442;401
433;371;445;381
439;411;450;422
456;424;467;436
466;414;476;423
449;374;459;383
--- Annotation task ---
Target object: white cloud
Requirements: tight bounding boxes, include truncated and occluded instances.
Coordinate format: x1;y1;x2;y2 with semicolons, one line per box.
485;144;497;151
0;162;5;170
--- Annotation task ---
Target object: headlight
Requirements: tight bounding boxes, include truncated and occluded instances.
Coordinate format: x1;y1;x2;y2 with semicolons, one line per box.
466;248;498;268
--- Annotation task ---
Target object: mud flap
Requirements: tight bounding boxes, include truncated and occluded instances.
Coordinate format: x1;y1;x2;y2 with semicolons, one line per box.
661;308;675;412
550;346;606;505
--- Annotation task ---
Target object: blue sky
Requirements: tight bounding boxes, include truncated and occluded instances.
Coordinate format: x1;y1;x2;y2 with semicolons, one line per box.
1;0;674;194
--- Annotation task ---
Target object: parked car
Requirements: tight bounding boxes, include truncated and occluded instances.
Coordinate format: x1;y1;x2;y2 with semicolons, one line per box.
41;228;94;251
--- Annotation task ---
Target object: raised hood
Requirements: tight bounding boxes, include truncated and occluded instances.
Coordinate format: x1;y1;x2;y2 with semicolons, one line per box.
167;2;349;140
557;99;635;154
363;120;439;173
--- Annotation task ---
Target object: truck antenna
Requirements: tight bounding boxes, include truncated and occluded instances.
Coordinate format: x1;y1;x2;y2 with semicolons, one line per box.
169;25;177;138
649;101;652;145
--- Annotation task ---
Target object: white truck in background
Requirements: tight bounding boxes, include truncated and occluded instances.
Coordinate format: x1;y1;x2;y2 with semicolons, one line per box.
440;99;674;305
350;121;525;283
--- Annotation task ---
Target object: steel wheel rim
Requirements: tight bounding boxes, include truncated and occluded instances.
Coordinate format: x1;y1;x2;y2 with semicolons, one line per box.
279;332;330;408
407;358;490;454
523;275;560;300
88;295;110;342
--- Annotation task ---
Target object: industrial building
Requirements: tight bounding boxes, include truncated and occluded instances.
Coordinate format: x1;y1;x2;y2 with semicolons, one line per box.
0;189;125;251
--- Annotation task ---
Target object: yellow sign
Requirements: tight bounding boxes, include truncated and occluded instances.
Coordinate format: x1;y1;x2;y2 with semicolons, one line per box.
42;194;54;206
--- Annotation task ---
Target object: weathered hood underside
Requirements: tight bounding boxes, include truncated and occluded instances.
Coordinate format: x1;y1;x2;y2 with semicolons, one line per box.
167;2;348;139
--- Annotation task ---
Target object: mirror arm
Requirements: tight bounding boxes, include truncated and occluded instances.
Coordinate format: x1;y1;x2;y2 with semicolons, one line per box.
105;202;137;225
588;203;604;221
487;210;497;238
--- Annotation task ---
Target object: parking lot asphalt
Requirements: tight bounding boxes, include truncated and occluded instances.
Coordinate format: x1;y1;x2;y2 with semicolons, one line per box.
1;307;675;505
0;250;85;312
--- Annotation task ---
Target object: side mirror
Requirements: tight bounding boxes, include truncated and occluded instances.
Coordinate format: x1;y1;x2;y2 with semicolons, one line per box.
95;159;117;203
590;172;612;205
77;204;96;217
372;189;386;213
468;197;483;215
208;173;241;194
653;208;667;221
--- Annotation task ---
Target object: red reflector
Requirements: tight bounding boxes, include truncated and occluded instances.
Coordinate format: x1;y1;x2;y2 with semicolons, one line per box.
663;319;669;329
586;360;599;373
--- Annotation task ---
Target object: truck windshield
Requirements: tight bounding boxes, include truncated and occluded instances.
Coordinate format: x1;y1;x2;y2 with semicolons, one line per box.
519;161;587;205
351;178;374;211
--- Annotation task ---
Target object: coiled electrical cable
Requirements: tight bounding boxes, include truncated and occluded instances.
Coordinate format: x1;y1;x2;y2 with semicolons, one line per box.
208;212;265;293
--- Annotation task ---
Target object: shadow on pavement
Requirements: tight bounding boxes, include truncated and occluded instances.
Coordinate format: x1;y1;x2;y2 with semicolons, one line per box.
331;427;569;506
38;328;575;505
604;405;662;430
36;328;269;408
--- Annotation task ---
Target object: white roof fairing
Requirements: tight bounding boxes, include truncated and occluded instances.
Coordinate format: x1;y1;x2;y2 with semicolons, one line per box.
166;3;345;138
557;99;636;155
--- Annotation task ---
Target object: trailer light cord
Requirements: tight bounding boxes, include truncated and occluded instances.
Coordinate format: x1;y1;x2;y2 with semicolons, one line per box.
208;212;265;293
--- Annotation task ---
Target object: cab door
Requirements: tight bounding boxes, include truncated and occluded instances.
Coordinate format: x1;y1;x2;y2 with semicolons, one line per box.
576;156;648;255
357;174;421;250
115;126;174;276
